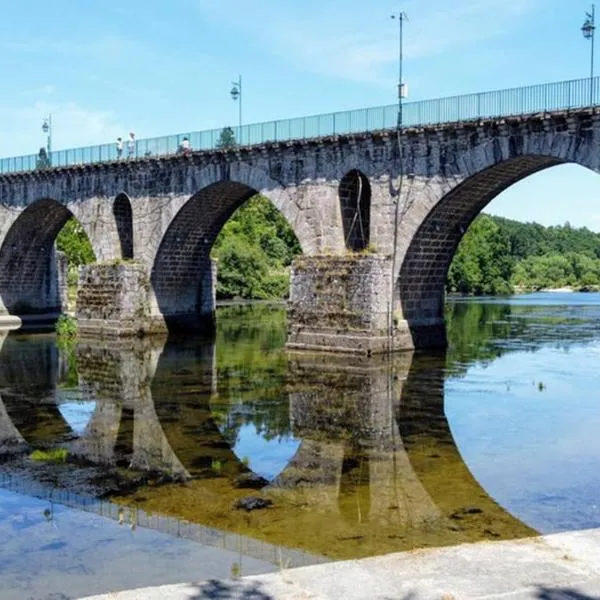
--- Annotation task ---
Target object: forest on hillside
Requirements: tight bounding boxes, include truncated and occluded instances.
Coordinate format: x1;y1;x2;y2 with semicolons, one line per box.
447;214;600;294
56;195;600;299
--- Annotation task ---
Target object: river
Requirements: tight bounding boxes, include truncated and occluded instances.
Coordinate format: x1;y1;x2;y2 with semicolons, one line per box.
0;292;599;599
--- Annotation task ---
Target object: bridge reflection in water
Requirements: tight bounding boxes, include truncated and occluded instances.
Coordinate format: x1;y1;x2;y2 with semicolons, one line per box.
0;328;535;562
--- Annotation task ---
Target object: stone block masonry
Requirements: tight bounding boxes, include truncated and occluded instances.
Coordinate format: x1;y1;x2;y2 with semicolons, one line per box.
287;254;413;354
76;262;167;337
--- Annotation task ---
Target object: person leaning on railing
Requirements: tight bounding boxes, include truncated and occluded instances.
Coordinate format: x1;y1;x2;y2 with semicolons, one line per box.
178;137;191;156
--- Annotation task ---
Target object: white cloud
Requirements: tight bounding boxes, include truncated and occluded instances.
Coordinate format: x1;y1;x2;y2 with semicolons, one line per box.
0;100;125;158
195;0;542;84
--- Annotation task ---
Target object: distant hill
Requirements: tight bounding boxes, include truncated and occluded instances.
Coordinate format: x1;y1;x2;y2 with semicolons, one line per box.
447;214;600;295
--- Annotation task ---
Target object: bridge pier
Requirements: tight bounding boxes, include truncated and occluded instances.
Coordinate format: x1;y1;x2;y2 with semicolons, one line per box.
287;254;415;354
76;262;167;337
76;259;218;337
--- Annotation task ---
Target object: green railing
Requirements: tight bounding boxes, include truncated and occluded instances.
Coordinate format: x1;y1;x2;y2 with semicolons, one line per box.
1;76;598;174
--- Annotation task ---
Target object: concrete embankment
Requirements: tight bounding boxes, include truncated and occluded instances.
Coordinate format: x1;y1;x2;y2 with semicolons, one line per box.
80;528;600;599
0;315;21;330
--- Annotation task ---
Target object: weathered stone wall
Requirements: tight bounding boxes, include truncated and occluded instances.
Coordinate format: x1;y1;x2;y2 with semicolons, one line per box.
287;254;411;354
76;262;165;337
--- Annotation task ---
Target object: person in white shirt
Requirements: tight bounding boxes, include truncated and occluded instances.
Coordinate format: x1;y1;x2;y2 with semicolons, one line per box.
179;137;191;155
127;132;136;158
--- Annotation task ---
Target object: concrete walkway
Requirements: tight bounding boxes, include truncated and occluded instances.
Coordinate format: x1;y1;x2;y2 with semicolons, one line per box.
80;528;600;599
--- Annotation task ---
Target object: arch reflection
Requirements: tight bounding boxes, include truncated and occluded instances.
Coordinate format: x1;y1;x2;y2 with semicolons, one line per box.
0;330;535;559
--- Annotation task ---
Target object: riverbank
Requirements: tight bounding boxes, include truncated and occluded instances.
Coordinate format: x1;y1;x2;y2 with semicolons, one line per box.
80;527;600;599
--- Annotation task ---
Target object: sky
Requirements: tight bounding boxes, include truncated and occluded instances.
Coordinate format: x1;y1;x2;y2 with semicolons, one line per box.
1;0;600;230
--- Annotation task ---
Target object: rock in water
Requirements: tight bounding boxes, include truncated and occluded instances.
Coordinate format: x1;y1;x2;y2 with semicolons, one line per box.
233;473;268;489
234;496;273;511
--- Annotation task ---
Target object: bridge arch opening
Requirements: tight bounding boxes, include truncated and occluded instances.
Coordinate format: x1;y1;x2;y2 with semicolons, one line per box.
113;193;134;260
151;182;301;332
339;169;371;252
0;199;95;317
396;155;569;346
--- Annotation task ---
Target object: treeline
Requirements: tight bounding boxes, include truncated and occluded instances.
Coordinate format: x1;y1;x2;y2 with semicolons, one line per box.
55;196;600;300
447;215;600;294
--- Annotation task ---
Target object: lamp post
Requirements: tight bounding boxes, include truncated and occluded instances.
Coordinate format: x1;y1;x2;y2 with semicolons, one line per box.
390;12;408;129
42;114;52;155
582;4;596;106
230;76;242;144
388;11;408;350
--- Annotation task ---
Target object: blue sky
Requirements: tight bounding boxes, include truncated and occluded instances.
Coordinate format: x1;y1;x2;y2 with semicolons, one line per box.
1;0;600;230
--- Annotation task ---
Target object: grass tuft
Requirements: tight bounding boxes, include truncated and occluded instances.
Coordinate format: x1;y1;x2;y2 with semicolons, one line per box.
30;448;69;463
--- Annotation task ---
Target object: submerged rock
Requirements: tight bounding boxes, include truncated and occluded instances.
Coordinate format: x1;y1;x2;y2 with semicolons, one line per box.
233;473;268;489
450;506;483;520
234;496;273;511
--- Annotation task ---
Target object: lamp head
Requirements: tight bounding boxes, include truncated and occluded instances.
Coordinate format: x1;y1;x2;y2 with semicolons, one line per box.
582;17;595;39
230;85;240;101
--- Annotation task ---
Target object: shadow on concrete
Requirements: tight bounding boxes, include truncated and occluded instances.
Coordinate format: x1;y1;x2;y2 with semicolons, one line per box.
536;586;600;599
187;579;273;599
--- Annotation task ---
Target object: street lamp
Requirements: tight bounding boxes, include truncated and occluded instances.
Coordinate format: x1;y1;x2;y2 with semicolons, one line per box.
230;75;242;144
390;12;408;129
42;114;52;155
582;4;596;106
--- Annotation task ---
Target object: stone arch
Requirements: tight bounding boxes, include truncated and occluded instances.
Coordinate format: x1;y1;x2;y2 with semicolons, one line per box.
229;161;330;255
0;198;95;315
113;193;134;259
396;351;535;541
396;154;567;347
0;335;73;444
339;169;371;251
151;181;303;331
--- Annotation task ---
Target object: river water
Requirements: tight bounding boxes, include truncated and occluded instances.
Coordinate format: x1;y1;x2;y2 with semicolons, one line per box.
0;292;599;599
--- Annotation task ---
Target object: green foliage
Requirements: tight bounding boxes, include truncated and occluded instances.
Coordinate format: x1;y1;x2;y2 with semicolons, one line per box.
56;314;78;341
36;148;51;170
56;217;95;280
212;304;293;442
216;126;237;149
447;215;514;295
447;214;600;294
30;448;68;463
211;195;301;300
511;252;600;290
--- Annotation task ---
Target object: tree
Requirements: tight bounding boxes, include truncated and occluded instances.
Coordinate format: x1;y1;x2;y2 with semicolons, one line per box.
211;195;302;300
448;213;600;294
447;215;514;295
216;126;237;149
36;147;51;169
56;217;95;284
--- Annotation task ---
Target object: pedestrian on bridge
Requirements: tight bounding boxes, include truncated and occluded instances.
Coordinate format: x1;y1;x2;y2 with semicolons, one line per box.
178;137;191;156
127;132;136;158
116;137;123;159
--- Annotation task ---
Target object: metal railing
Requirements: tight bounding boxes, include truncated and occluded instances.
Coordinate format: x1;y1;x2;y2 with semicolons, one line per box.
0;472;328;568
1;76;598;175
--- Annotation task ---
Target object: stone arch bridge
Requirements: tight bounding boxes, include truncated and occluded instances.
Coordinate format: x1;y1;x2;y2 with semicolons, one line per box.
0;108;596;352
